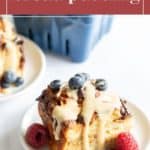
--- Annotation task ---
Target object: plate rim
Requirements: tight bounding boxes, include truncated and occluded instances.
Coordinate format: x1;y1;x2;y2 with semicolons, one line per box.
0;35;46;102
20;100;150;150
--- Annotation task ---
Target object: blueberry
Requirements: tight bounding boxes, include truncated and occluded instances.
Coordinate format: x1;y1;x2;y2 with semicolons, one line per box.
69;76;84;90
75;73;90;81
95;79;107;91
3;71;16;83
50;80;61;91
1;82;10;89
14;77;24;87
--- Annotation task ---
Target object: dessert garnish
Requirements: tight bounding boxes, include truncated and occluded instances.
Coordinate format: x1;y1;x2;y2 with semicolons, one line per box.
14;77;24;87
75;73;90;81
50;80;61;92
116;132;139;150
0;71;24;89
95;79;107;91
2;71;17;84
68;76;84;89
68;73;90;90
25;123;49;148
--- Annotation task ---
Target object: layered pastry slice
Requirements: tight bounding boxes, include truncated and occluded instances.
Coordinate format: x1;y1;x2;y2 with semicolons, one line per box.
38;73;132;150
0;17;25;93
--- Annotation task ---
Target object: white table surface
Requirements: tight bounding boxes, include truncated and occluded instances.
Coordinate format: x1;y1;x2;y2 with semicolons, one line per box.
0;15;150;150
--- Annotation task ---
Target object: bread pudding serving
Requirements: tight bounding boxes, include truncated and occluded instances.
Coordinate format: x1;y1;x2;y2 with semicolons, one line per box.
0;17;25;93
37;73;132;150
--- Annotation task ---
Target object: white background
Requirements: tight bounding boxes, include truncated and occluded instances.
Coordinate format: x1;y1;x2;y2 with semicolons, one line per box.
0;15;150;149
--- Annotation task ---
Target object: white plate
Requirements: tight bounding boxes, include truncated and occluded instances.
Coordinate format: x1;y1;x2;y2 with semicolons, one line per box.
20;101;150;150
0;36;46;102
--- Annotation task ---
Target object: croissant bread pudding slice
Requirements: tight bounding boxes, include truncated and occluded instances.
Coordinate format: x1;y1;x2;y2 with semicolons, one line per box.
38;73;133;150
0;17;25;93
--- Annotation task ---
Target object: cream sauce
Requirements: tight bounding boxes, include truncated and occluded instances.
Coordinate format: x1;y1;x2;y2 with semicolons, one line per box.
0;39;23;78
51;81;120;150
0;18;23;79
52;99;80;140
81;82;120;150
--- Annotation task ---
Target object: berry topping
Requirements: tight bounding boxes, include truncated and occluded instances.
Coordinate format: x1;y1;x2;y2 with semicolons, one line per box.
69;76;84;90
116;132;139;150
95;79;107;91
75;73;90;81
3;71;16;84
14;77;24;86
25;123;49;148
50;80;61;91
0;82;10;89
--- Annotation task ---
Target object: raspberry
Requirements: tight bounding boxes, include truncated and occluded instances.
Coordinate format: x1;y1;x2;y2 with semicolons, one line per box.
25;123;49;148
116;132;139;150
